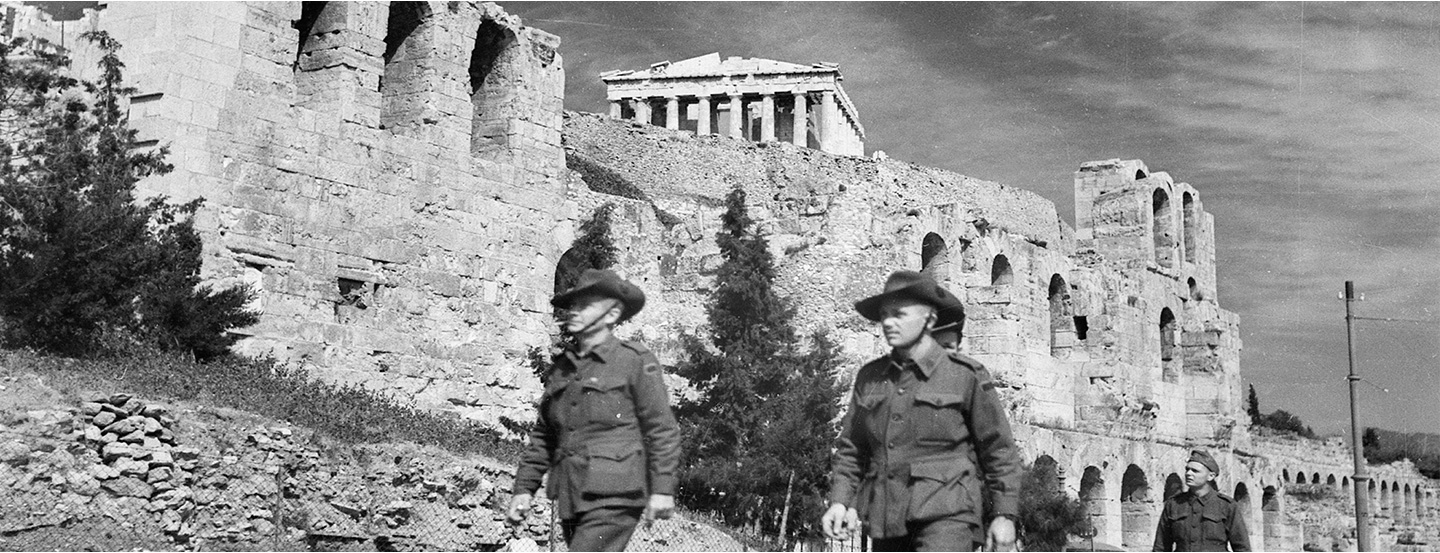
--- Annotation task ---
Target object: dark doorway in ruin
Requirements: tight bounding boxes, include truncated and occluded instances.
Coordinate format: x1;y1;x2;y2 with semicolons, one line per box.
1048;274;1073;356
1234;482;1251;523
990;255;1013;286
470;18;515;154
1136;169;1148;180
1153;188;1173;268
921;233;948;283
382;2;423;68
1074;316;1089;341
1262;485;1281;512
379;1;426;130
293;1;327;70
1034;455;1062;493
1163;473;1184;501
1159;307;1177;382
1188;277;1201;301
1120;465;1151;549
1080;466;1107;538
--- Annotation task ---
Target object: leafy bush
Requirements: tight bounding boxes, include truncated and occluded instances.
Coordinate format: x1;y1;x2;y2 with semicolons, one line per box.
674;188;845;542
1364;427;1440;479
1017;459;1091;551
0;32;255;359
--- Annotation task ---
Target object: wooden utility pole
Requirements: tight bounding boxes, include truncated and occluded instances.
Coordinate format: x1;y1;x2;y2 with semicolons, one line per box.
1345;281;1372;551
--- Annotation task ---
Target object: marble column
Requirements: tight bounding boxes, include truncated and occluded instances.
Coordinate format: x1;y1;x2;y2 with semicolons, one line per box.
636;99;652;125
791;91;808;147
759;93;775;142
819;90;837;153
697;96;712;135
608;99;622;119
665;96;680;130
726;93;743;138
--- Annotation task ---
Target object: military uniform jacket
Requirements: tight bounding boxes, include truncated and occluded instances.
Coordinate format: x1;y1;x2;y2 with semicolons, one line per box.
512;337;680;520
1153;490;1251;552
829;340;1022;539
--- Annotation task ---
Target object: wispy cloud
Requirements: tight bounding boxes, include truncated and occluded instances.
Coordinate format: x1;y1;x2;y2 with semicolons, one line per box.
507;1;1440;435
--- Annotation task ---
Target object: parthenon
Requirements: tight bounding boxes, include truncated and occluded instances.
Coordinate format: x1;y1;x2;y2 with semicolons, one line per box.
600;52;865;156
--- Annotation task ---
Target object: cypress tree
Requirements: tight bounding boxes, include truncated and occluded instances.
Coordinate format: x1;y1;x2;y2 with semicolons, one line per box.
674;188;844;542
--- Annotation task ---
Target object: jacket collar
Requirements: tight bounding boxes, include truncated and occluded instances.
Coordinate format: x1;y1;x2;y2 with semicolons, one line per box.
890;337;945;379
570;335;621;363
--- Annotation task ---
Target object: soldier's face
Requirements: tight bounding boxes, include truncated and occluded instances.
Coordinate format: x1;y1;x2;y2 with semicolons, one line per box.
934;329;960;351
1185;461;1215;489
878;298;935;348
560;294;622;335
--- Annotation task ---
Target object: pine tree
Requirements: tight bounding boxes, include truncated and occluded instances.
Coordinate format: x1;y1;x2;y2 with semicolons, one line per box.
0;32;256;359
554;202;619;294
1246;384;1262;427
674;188;844;542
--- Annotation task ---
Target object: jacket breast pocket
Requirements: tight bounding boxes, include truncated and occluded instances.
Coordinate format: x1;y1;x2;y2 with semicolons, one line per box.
1201;508;1229;542
582;377;636;425
907;457;972;522
912;392;967;443
583;441;645;496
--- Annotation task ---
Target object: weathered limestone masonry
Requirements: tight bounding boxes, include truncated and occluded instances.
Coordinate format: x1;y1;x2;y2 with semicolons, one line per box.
562;112;1440;550
11;1;574;428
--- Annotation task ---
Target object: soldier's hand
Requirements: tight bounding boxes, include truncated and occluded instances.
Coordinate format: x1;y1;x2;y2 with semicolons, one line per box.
506;493;533;524
987;515;1017;551
821;503;854;540
645;494;675;520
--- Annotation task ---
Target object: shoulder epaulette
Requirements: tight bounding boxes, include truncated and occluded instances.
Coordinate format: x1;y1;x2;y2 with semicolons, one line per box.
620;340;652;355
947;351;986;371
1215;492;1235;503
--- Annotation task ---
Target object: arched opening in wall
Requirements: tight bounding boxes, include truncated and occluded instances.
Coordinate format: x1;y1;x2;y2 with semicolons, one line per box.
991;255;1013;286
920;233;949;283
1188;277;1201;301
1380;481;1392;517
1049;274;1074;356
1136;169;1147;180
380;1;426;129
1295;471;1306;485
1310;473;1321;485
1120;465;1151;549
1080;467;1107;540
1393;482;1404;521
1234;483;1251;524
1326;474;1337;487
1153;188;1174;268
1163;473;1184;501
554;247;592;300
469;18;516;155
293;1;327;70
1341;476;1350;496
1182;192;1197;263
1282;469;1290;482
1159;307;1178;382
1262;486;1280;512
1034;455;1062;493
1403;483;1414;523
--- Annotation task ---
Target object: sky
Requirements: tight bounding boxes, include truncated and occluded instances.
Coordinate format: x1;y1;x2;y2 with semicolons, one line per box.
504;2;1440;437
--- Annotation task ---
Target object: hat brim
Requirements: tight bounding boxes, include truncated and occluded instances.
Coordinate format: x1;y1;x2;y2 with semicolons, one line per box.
551;281;645;322
853;286;932;321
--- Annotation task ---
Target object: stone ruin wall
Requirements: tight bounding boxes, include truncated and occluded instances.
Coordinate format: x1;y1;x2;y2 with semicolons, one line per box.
24;1;578;429
562;112;1440;550
6;2;1437;550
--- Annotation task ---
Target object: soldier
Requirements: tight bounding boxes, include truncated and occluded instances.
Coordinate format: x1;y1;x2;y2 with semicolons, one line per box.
507;269;681;552
1153;450;1251;552
932;295;965;353
823;270;1023;552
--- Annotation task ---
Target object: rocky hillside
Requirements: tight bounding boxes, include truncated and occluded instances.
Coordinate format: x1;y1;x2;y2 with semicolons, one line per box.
0;361;742;552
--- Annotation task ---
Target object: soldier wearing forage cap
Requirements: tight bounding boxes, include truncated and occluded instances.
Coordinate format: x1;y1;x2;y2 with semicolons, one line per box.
507;269;680;552
1153;450;1251;552
823;270;1023;552
931;295;966;353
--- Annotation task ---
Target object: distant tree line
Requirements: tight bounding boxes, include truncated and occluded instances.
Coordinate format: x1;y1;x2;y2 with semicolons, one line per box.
1246;385;1318;439
1364;428;1440;479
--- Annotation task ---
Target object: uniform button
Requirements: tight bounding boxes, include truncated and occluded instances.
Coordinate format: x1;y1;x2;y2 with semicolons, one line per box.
887;441;896;449
896;388;905;395
891;414;902;422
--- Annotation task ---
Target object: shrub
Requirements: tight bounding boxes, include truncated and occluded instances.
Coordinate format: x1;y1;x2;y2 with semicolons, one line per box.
1017;459;1091;551
0;32;255;359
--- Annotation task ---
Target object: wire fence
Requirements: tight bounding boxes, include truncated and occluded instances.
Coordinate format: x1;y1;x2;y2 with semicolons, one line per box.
0;396;872;552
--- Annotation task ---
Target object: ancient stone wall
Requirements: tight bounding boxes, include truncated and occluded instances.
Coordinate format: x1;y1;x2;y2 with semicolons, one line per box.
17;2;575;428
